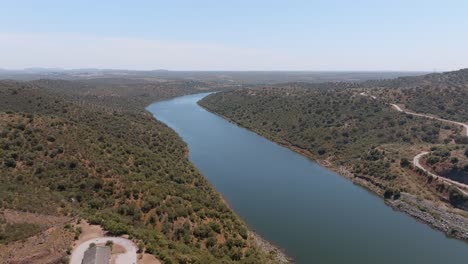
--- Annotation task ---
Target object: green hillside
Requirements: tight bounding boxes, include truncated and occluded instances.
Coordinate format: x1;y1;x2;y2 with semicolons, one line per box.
0;79;280;263
199;73;468;214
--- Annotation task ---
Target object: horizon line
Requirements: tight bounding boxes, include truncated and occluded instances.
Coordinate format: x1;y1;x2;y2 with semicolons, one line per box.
0;67;438;73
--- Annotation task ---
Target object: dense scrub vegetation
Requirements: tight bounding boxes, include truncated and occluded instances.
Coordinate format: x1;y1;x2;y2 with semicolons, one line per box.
199;84;466;209
201;87;455;158
0;80;278;263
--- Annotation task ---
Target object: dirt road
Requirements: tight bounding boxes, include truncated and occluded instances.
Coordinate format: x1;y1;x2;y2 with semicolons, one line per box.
391;104;468;137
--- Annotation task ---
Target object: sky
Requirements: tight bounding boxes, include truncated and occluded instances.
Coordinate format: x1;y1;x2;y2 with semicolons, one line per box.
1;0;468;71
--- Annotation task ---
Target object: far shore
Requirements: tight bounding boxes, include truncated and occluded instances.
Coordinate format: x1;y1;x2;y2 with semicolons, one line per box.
197;99;468;244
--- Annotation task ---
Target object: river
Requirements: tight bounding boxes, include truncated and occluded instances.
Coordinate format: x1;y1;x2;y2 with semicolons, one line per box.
147;93;468;264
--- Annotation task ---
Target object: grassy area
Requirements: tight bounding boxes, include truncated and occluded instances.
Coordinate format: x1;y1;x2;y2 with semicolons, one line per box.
0;223;42;244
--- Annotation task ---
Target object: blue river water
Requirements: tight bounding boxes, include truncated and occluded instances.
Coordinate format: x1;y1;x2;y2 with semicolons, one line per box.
147;93;468;264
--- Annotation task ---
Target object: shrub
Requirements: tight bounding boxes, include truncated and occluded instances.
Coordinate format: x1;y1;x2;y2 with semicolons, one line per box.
4;159;16;168
208;222;221;234
104;220;128;236
400;158;410;167
105;240;113;249
16;123;26;130
426;156;440;165
193;225;211;239
383;188;394;199
68;160;78;169
206;237;217;248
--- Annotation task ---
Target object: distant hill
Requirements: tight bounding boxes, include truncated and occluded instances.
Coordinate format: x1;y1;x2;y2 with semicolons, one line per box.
363;68;468;89
0;68;427;84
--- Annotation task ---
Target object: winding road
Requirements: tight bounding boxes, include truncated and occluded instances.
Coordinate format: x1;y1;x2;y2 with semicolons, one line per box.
390;104;468;137
413;151;468;195
70;237;137;264
388;102;468;194
359;92;468;193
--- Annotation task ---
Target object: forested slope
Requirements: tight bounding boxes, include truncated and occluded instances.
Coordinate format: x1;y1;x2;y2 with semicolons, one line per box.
199;83;468;215
0;79;280;263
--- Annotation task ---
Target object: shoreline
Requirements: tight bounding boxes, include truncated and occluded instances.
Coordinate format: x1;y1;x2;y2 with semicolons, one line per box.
250;231;293;264
198;100;468;244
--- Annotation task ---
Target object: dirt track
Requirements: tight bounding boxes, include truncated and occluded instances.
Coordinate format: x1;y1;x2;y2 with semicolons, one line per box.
391;104;468;137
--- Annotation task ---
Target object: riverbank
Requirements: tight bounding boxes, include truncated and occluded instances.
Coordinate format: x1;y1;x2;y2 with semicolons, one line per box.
250;231;292;264
388;193;468;241
270;135;468;242
198;101;468;244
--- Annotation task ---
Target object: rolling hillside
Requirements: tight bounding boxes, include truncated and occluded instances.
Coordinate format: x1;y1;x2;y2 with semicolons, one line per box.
0;79;281;263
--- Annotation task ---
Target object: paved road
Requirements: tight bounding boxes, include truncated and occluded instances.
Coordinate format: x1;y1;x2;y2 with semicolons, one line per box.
413;151;468;195
391;104;468;137
70;237;137;264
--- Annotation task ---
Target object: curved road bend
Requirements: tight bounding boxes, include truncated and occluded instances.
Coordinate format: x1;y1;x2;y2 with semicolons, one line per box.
413;152;468;195
391;104;468;137
70;237;137;264
389;103;468;194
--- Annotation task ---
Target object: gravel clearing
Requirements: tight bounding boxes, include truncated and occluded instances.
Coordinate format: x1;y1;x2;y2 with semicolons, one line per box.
70;237;137;264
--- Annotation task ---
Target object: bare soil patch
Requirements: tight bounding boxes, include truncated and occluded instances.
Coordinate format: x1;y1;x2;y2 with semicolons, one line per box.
0;226;74;264
3;209;69;228
73;220;105;246
139;253;162;264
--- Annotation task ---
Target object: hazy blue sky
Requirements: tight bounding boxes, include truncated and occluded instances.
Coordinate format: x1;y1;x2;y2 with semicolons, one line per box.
1;0;467;71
